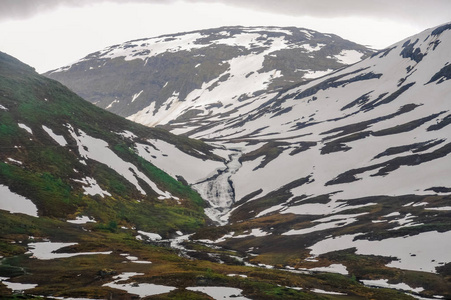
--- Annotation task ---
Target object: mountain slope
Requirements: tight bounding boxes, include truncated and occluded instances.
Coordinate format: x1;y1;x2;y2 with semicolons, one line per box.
0;50;224;235
45;26;374;131
200;22;451;207
181;22;451;298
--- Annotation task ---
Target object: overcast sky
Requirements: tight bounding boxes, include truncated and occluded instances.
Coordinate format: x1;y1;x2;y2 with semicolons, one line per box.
1;0;450;73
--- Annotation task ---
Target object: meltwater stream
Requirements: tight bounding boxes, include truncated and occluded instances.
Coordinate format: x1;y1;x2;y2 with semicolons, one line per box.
192;150;242;225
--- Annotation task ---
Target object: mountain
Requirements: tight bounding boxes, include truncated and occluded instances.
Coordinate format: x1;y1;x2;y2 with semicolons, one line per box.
44;26;374;132
186;22;451;298
48;22;451;298
1;51;413;300
2;22;451;299
0;50;226;236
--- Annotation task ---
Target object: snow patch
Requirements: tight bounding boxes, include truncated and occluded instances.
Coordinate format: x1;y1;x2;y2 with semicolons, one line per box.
308;263;349;275
333;50;364;64
67;125;172;198
297;69;334;79
137;230;162;241
106;99;119;109
103;272;175;298
73;176;111;197
300;43;325;52
0;279;37;292
67;215;96;224
27;242;111;260
361;279;424;293
42;125;67;146
18;123;32;134
7;158;22;165
131;90;143;102
0;184;38;217
187;286;250;300
309;231;451;273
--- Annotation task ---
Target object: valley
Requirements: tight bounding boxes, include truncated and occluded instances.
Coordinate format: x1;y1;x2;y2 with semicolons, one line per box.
1;23;451;299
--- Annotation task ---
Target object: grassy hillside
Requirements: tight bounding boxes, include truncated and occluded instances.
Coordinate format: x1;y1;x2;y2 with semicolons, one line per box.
0;51;214;235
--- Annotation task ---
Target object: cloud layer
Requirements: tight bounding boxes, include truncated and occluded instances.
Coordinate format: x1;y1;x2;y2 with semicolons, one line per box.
2;0;451;26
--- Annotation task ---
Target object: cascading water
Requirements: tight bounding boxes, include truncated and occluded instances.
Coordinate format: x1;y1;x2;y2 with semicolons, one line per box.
192;150;242;225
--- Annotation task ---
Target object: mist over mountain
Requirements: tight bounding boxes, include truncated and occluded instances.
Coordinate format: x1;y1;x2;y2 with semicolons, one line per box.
1;23;451;299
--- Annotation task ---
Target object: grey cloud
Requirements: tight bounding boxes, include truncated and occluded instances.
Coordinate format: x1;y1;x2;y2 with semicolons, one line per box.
0;0;175;21
187;0;451;26
1;0;450;26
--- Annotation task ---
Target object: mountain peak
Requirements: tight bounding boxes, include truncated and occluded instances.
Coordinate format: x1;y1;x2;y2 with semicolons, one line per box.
44;26;375;130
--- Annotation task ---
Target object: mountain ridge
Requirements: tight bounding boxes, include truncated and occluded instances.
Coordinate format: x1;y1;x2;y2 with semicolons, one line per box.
44;25;375;131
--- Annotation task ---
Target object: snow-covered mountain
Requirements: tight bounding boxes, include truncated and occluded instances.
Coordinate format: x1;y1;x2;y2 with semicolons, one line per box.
183;22;451;297
196;23;451;219
2;49;425;300
4;22;451;299
45;26;374;131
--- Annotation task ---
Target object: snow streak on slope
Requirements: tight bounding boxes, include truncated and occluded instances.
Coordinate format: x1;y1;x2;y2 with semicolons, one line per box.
66;124;174;198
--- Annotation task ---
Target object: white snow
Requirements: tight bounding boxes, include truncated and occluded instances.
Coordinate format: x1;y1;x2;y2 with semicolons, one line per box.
42;125;67;146
27;242;112;260
217;28;451;211
135;139;224;184
117;130;137;140
300;43;325;52
103;272;175;297
300;29;314;38
389;213;423;231
0;184;38;217
312;288;346;295
137;230;162;241
67;125;173;198
227;274;248;278
131;90;143;102
0;104;8;111
106;99;119;109
232;228;269;239
7;158;22;165
0;279;37;292
282;213;367;236
131;260;152;264
297;69;334;79
309;230;451;273
360;279;424;293
425;206;451;211
18;123;32;134
128;35;290;129
67;215;96;224
187;286;250;300
385;212;401;218
73;176;111;197
308;263;349;275
101;32;206;62
333;50;364;64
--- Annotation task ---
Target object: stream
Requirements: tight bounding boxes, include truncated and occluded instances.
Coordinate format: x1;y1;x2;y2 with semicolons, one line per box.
192;150;242;225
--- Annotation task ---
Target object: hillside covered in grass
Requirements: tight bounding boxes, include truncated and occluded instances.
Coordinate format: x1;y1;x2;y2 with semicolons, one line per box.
0;50;224;235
